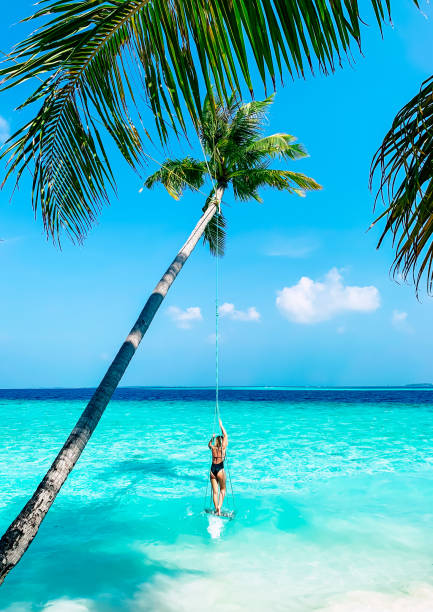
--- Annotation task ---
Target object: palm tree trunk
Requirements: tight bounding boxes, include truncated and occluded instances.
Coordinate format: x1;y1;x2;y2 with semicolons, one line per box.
0;187;224;585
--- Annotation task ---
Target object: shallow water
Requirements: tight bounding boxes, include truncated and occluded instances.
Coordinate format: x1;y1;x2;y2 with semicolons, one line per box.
1;388;433;611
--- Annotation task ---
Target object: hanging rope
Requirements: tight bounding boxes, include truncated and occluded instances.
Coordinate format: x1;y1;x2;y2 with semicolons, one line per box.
197;129;236;517
215;193;220;422
141;130;236;515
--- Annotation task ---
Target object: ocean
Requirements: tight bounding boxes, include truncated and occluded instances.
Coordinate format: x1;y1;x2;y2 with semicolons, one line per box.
1;387;433;611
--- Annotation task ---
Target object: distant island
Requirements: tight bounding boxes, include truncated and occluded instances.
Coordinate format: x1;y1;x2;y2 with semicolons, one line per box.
403;383;433;388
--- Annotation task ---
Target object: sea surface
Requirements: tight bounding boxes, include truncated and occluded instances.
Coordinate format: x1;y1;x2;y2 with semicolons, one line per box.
1;387;433;611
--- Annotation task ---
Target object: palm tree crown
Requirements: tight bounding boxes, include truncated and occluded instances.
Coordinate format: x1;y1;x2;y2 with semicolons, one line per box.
144;94;321;255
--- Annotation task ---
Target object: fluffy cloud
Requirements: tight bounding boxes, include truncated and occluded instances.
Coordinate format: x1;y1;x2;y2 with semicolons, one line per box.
0;116;10;143
276;268;380;324
167;306;202;329
219;302;260;322
392;309;412;333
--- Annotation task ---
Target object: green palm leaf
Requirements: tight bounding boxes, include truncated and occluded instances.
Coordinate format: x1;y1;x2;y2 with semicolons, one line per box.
370;75;433;293
231;168;321;201
143;158;207;200
1;0;401;242
246;134;308;161
203;192;227;256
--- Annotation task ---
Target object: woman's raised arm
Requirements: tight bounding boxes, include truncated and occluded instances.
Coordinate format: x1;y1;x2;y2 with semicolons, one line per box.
219;419;228;446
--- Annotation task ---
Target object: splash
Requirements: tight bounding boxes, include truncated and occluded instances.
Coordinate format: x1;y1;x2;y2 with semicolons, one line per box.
207;514;224;539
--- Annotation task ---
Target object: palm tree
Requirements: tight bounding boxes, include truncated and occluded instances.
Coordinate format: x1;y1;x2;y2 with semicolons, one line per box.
0;1;417;244
0;94;320;583
370;75;433;294
1;1;426;280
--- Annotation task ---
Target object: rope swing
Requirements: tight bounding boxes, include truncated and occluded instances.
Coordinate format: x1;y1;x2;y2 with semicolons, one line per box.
203;180;236;520
137;125;236;520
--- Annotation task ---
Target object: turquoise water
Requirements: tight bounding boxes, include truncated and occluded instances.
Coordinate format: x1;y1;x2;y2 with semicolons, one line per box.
1;388;433;611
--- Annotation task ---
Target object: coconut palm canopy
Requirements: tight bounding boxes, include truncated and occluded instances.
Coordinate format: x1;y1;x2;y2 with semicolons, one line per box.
144;93;320;256
0;0;419;245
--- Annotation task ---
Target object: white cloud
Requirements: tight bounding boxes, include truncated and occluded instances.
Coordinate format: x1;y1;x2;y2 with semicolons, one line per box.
0;116;10;143
392;309;412;333
167;306;202;329
265;236;318;259
219;302;260;322
276;268;380;324
392;310;407;324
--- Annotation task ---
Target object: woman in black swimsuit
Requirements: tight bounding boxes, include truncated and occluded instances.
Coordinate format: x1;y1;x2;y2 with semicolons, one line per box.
208;418;228;515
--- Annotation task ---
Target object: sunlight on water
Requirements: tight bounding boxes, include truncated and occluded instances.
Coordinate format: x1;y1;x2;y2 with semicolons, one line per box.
1;388;433;610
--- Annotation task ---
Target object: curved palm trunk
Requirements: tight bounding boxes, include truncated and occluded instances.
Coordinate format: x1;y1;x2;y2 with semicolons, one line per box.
0;187;224;585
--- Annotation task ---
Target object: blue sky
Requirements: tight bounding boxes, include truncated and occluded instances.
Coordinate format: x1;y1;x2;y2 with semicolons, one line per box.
1;2;433;388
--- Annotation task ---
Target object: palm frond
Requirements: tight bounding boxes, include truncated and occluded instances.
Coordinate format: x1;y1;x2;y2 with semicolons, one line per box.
0;0;404;242
202;195;226;257
279;170;322;193
370;75;433;293
224;96;274;151
231;168;321;200
143;157;206;199
200;92;276;174
246;134;308;161
1;93;116;243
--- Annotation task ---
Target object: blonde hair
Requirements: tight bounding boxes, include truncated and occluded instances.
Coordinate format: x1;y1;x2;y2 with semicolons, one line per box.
214;435;223;448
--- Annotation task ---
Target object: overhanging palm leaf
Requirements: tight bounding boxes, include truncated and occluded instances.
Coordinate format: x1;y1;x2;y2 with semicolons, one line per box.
0;0;413;242
370;75;433;293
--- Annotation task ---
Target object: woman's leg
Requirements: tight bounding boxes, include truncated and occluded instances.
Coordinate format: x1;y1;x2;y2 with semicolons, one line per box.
216;470;226;514
210;472;219;512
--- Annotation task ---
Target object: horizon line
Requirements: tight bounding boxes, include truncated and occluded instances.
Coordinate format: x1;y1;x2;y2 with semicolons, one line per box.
1;384;433;391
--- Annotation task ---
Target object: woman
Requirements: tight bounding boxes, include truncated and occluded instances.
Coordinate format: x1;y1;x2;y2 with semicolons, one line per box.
208;418;228;515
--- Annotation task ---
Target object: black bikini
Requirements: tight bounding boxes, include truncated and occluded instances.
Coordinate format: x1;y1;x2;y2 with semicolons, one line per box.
211;461;224;476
